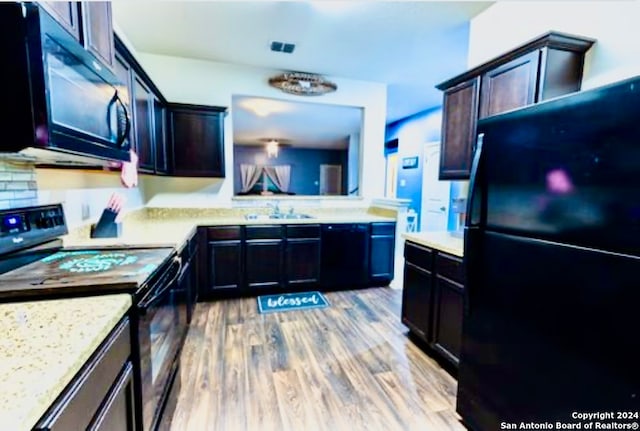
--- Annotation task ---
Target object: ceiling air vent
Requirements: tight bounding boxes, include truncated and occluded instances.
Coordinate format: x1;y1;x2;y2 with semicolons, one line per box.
270;41;295;54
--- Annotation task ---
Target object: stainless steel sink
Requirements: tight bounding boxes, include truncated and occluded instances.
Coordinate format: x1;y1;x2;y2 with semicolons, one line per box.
270;213;314;219
244;213;314;220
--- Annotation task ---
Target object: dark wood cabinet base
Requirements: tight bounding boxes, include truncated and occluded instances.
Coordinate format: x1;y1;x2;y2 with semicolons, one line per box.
199;222;396;300
401;241;464;368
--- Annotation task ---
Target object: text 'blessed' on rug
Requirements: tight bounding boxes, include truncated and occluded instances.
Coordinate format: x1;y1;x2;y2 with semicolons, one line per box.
257;291;329;314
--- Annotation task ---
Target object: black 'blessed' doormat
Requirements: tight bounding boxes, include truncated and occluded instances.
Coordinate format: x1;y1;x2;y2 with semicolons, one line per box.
257;291;329;314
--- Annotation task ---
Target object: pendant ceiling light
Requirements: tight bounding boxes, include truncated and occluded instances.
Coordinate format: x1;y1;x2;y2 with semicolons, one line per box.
265;139;279;158
268;71;337;96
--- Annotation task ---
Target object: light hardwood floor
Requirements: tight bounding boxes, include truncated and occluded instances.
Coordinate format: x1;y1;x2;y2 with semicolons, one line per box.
168;287;466;431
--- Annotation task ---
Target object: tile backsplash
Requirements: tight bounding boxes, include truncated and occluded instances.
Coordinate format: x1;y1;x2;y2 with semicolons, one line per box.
0;158;38;210
0;158;145;230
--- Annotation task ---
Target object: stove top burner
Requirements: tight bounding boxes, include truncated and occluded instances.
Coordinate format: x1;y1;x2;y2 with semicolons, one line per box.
59;253;139;273
0;247;175;295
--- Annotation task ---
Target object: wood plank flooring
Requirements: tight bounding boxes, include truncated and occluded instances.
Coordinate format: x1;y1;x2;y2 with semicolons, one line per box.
168;287;466;431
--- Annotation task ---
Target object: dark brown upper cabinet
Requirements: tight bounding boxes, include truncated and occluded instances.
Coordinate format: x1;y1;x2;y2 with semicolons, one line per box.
39;2;80;40
440;77;480;180
133;74;155;173
436;31;595;180
153;96;168;174
80;2;114;68
114;35;170;176
168;104;227;177
39;2;114;69
478;51;540;119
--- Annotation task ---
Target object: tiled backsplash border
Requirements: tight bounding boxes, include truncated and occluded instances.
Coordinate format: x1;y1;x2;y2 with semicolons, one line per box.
0;159;38;210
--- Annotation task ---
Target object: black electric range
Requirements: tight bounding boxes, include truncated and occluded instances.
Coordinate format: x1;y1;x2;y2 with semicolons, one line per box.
0;246;176;300
0;204;175;301
0;204;186;431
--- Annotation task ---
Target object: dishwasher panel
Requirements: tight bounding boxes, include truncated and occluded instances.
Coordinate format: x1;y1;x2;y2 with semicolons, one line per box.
320;224;369;288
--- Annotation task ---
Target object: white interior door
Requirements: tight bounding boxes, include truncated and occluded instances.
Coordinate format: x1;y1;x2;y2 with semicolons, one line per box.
319;164;342;195
421;142;450;231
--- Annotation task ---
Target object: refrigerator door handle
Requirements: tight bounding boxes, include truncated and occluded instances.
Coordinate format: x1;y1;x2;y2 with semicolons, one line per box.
462;225;480;316
465;133;484;228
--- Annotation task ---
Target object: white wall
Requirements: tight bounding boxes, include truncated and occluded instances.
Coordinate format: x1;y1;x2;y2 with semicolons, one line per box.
135;53;387;206
36;169;145;228
468;1;640;90
347;132;360;196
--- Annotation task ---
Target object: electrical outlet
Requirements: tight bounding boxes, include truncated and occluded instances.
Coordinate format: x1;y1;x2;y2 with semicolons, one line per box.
81;204;90;220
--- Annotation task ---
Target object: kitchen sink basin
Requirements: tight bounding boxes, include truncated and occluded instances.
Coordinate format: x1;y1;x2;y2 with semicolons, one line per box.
244;213;314;220
271;213;314;219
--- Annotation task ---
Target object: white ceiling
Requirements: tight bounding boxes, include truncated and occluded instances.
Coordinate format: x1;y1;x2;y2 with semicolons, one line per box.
113;1;493;148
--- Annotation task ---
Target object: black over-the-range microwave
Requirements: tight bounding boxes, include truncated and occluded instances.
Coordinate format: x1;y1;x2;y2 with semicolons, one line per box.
0;3;131;166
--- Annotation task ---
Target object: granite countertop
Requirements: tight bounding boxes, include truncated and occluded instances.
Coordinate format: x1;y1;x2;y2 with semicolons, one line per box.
0;294;132;431
402;231;464;257
63;220;198;250
63;209;395;250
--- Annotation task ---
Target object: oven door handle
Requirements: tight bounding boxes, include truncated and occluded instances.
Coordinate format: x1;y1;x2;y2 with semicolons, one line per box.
137;257;182;311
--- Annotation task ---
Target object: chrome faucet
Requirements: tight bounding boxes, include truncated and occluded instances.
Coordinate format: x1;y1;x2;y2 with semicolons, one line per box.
267;201;281;216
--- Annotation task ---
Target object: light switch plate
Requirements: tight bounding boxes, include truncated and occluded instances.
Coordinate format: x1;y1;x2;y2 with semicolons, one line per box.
81;204;90;220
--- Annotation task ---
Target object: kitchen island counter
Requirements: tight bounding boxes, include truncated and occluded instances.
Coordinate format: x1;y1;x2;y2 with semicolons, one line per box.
0;294;131;431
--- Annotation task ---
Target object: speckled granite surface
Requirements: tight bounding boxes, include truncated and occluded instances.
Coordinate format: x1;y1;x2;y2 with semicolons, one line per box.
0;294;131;431
402;231;464;257
63;207;395;249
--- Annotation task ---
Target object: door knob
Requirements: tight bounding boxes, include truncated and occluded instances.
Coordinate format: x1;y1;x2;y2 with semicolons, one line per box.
440;206;446;212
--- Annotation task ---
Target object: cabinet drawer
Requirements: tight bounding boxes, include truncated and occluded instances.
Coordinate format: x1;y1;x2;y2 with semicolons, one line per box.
286;224;320;239
35;318;131;431
404;242;433;270
371;222;395;236
436;252;464;284
206;226;242;240
246;225;283;239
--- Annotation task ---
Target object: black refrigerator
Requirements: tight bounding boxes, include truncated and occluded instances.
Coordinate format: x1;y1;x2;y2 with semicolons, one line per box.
457;76;640;430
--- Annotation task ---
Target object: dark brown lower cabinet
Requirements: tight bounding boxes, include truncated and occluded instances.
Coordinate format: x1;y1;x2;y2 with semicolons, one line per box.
35;318;135;431
370;234;395;284
285;224;320;289
245;239;283;289
201;226;243;297
200;222;395;298
207;241;242;291
88;363;136;431
433;275;464;365
401;262;434;342
401;240;465;367
285;238;321;288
